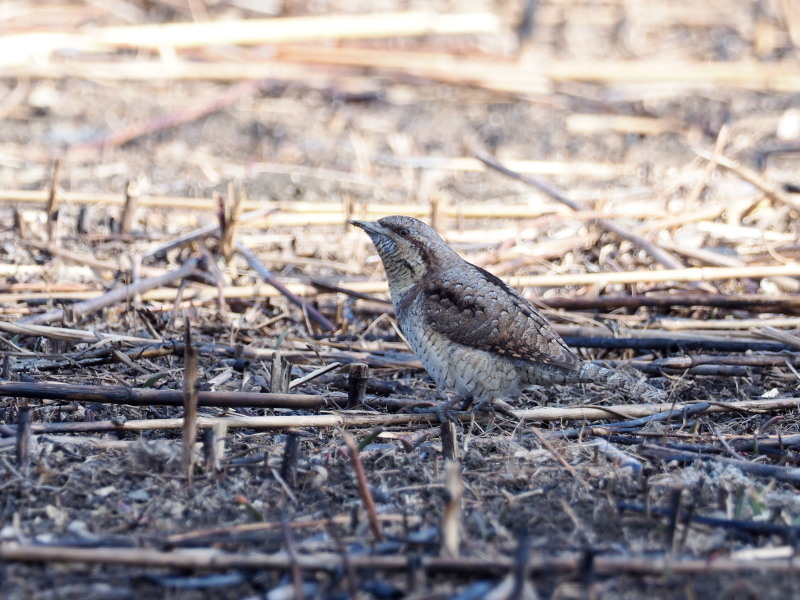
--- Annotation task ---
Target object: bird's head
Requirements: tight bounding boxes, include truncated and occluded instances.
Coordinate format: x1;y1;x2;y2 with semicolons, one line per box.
350;215;452;296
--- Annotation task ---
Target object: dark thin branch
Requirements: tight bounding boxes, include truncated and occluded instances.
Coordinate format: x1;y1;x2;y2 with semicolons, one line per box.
640;443;800;485
0;381;324;409
476;152;685;270
542;293;800;314
343;432;384;542
553;403;712;439
562;336;795;353
619;502;800;542
71;80;267;151
236;242;336;332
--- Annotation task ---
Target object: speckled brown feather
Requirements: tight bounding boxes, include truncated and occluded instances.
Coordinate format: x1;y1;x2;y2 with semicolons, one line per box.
418;263;579;370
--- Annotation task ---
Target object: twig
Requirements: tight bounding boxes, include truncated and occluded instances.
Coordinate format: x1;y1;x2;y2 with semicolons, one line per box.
665;487;683;553
14;263;799;307
5;12;499;56
556;403;710;439
619;502;800;543
19;238;166;278
529;425;578;477
693;147;800;211
271;353;291;394
346;363;369;408
289;362;342;390
19;258;200;326
348;262;800;294
440;419;459;461
118;181;139;234
72;80;266;151
15;407;32;477
560;336;794;353
280;433;300;489
164;513;416;546
237;242;336;332
648;354;800;369
0;188;642;217
217;186;244;263
752;326;800;350
656;316;800;331
342;432;383;542
141;206;275;258
708;424;744;460
45;160;61;243
685;125;729;206
201;428;218;474
541;293;800;314
477;152;687;271
633;364;749;377
640;444;800;484
0;322;157;345
276;45;800;92
586;439;644;473
182;325;198;487
440;461;463;558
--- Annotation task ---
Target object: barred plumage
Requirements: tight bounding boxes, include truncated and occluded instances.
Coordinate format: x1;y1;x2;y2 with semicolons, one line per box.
351;216;667;405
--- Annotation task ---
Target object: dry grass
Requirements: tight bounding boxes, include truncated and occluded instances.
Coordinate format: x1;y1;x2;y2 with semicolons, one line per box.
1;1;800;598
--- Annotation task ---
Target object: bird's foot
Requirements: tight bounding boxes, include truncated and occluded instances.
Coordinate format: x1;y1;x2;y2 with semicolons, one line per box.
472;397;518;419
469;396;495;415
412;394;467;424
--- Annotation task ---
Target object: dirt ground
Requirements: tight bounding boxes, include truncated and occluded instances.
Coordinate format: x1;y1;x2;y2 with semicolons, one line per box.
1;1;800;599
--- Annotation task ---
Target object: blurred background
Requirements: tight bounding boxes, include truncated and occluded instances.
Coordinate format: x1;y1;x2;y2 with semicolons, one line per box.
2;0;799;221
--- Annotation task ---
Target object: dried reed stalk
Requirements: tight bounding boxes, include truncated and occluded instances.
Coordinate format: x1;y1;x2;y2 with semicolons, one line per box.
440;462;463;558
0;322;156;344
655;316;800;330
7;264;796;306
694;147;800;211
1;11;498;60
275;46;800;92
0;189;602;218
2;544;799;575
25;398;800;434
18;258;200;326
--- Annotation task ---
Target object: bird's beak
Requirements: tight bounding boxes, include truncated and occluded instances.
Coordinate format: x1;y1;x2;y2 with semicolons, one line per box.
349;219;386;236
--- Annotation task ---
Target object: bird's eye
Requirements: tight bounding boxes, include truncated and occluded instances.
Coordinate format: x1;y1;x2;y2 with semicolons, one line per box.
398;228;410;237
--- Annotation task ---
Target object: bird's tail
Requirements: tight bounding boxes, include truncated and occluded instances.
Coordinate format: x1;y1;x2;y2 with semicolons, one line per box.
577;362;668;403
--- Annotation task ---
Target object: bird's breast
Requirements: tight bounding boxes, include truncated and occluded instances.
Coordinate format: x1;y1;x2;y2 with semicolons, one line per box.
397;297;523;401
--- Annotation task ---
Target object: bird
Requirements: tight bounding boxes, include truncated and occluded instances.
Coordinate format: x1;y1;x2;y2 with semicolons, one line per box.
351;215;668;409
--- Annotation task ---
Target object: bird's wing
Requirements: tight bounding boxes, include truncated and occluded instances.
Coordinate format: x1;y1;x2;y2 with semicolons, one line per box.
419;264;580;371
